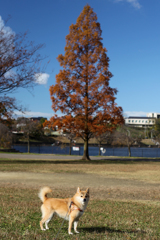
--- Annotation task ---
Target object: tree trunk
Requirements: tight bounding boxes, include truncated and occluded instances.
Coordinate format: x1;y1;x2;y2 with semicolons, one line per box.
82;139;90;160
127;136;131;157
81;28;90;161
69;139;72;155
28;132;30;153
128;144;131;157
99;144;101;156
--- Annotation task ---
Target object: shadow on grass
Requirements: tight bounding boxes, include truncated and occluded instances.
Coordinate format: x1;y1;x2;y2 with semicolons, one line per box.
79;226;146;234
59;226;146;234
0;159;152;165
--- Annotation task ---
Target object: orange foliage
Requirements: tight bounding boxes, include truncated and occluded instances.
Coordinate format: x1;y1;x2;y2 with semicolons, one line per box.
45;5;124;160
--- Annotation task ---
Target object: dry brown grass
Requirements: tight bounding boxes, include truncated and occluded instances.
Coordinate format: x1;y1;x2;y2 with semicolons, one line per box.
1;161;160;183
1;159;160;239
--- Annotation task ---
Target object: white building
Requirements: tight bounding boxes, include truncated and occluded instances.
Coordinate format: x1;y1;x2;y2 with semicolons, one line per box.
125;112;160;128
147;113;160;119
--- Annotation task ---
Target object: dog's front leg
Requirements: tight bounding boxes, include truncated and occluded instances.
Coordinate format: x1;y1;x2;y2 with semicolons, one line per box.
74;221;79;233
68;216;74;234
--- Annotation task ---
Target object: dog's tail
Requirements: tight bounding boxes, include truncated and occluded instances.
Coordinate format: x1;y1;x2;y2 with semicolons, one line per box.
38;186;52;203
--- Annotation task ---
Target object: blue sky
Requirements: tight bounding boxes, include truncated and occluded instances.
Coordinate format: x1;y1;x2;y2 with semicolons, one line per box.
1;0;160;119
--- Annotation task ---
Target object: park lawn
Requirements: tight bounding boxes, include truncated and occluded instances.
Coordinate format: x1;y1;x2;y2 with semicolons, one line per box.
0;186;160;240
0;159;160;239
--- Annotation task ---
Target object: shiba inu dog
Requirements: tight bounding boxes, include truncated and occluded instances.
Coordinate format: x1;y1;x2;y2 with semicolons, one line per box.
38;186;89;234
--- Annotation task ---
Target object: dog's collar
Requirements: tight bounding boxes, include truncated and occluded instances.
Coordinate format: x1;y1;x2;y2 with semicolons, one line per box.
70;201;83;212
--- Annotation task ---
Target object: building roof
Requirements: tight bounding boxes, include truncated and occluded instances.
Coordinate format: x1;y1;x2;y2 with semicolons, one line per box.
126;116;155;119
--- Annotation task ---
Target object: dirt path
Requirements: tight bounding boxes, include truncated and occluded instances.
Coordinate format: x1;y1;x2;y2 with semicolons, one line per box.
0;153;83;160
0;171;157;188
1;152;160;161
1;153;160;201
0;171;160;202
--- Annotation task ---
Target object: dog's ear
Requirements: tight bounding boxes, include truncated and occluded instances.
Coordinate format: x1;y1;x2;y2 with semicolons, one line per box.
77;187;81;193
86;188;89;194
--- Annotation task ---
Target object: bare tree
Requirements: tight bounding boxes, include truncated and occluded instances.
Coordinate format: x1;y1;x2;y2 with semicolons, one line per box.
95;131;112;155
0;17;46;123
16;118;43;153
152;119;160;145
66;133;76;155
0;123;12;148
112;126;144;157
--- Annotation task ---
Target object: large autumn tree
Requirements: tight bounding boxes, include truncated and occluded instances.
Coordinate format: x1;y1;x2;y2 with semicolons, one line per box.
0;17;45;124
45;5;124;160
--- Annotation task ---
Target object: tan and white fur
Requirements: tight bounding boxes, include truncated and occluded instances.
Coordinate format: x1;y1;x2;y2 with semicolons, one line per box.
38;186;89;234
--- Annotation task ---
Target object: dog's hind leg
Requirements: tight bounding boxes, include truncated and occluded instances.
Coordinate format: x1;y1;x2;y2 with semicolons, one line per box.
40;204;54;230
45;212;55;230
40;211;54;230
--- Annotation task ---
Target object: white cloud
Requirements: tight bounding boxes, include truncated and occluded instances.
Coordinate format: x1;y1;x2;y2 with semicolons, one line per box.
14;111;65;119
127;0;141;9
0;16;14;35
0;16;15;58
35;73;50;85
115;0;141;9
124;111;148;117
14;111;53;119
4;69;16;78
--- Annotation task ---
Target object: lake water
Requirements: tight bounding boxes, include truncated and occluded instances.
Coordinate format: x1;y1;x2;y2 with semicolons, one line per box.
13;145;160;158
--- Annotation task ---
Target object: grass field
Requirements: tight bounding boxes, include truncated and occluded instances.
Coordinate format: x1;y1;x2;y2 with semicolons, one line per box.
0;157;160;239
1;159;160;183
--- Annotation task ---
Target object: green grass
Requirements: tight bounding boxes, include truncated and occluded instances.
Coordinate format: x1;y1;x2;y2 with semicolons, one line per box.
0;187;160;239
